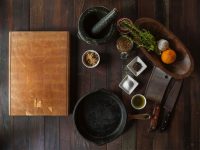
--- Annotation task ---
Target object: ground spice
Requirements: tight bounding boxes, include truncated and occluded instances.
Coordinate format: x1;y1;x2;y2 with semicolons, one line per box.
116;36;133;52
132;62;142;71
84;52;98;66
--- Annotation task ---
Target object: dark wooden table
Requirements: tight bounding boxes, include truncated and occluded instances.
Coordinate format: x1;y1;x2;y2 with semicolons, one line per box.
0;0;200;150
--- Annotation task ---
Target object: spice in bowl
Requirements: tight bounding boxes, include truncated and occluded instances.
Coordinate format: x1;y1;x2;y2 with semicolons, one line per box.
127;56;147;76
116;36;133;59
131;94;147;110
119;75;139;95
132;62;142;72
117;18;133;34
116;36;133;53
82;50;100;68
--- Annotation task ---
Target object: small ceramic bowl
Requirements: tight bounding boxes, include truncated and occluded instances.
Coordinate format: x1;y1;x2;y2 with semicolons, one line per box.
131;94;147;110
127;56;147;76
82;50;100;68
119;75;138;95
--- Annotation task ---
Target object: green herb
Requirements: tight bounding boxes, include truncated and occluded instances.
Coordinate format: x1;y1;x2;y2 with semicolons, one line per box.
120;20;160;55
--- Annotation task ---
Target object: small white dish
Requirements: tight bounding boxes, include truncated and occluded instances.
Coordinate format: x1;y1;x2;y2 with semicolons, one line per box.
127;56;147;76
82;50;100;68
119;75;138;95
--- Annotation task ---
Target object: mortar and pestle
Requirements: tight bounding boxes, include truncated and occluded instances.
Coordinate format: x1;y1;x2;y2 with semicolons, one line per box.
78;7;118;44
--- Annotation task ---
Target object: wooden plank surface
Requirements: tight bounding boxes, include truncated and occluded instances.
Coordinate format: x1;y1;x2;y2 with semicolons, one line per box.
169;0;200;150
29;0;46;150
11;0;30;150
0;0;13;149
137;1;170;150
0;0;199;150
29;1;45;149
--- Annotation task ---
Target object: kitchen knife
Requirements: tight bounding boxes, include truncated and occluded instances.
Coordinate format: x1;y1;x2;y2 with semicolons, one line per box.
149;104;160;131
160;80;183;131
145;67;172;103
145;67;171;131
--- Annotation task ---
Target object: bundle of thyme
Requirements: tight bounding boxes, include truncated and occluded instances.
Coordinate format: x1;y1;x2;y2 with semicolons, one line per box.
120;20;160;55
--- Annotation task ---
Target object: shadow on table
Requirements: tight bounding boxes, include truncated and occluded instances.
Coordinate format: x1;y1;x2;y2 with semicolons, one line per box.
69;34;79;113
99;51;111;65
0;135;10;149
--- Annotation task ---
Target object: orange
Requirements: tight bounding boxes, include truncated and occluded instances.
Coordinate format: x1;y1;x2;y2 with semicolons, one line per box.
161;49;176;64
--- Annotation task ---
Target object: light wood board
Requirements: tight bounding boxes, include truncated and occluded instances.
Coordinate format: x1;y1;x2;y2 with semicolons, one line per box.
9;31;70;116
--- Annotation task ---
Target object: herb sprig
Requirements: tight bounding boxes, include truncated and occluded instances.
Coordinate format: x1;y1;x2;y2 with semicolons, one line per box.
121;20;160;55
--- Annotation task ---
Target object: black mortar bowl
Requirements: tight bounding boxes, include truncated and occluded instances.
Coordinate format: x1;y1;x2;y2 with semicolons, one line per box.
78;6;116;44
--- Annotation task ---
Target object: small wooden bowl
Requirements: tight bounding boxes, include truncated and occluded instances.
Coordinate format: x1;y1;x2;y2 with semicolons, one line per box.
135;18;194;79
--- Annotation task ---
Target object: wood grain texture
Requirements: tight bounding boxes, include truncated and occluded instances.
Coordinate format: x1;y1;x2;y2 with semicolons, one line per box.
29;0;45;149
155;0;169;26
168;0;200;149
9;31;69;116
42;1;62;150
0;0;199;150
9;0;30;150
0;0;13;149
138;0;155;18
137;1;169;150
120;0;138;150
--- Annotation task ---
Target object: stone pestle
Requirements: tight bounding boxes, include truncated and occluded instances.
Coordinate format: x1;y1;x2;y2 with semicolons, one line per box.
91;8;118;35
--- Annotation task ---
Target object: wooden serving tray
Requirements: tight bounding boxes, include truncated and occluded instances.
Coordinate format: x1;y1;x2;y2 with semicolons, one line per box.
9;31;70;116
135;18;194;79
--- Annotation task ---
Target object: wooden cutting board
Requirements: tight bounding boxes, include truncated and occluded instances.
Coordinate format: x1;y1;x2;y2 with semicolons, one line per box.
9;31;70;116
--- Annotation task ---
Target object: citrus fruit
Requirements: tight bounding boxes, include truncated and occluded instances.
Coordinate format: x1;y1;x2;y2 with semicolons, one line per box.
161;49;176;64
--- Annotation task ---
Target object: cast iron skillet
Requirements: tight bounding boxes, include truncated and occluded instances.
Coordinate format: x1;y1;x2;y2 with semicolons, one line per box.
73;89;126;145
73;89;149;145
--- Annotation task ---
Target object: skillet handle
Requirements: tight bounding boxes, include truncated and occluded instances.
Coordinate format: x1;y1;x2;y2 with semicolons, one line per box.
128;114;151;121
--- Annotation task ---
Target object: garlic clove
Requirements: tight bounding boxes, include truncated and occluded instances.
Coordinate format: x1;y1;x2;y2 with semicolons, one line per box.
157;39;169;52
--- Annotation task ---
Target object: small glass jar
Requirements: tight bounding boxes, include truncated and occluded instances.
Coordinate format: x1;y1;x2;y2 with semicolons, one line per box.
116;35;133;59
117;18;133;34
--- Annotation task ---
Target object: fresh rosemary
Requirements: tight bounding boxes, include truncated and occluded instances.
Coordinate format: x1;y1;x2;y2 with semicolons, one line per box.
120;20;160;55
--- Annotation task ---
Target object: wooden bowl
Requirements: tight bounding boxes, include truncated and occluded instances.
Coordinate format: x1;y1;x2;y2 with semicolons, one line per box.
134;18;194;79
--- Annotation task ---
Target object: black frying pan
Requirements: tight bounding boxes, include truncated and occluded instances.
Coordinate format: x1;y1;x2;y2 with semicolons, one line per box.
73;89;150;145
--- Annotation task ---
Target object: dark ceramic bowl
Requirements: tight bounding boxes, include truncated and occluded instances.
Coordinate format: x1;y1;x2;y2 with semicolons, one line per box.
78;6;116;44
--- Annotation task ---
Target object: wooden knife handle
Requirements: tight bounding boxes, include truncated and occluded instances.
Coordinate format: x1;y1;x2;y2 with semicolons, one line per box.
149;104;160;131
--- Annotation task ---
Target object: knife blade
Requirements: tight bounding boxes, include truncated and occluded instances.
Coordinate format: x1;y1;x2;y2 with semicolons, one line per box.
145;67;171;131
160;80;183;131
145;67;172;103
